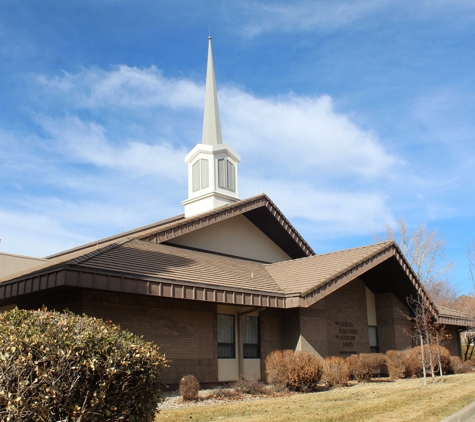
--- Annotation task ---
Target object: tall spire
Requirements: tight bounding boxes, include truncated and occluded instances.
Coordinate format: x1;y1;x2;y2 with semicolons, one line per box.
182;37;240;218
202;37;223;145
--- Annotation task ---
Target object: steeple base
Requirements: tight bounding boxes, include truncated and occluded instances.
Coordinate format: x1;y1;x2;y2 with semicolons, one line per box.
182;192;240;218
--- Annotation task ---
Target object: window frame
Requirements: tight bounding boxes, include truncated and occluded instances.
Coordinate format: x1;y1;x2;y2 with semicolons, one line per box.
242;316;260;359
368;325;378;353
217;158;235;192
217;314;236;359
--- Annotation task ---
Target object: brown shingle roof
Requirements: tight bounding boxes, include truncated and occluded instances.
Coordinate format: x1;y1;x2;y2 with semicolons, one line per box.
75;239;282;294
266;241;393;295
437;305;475;327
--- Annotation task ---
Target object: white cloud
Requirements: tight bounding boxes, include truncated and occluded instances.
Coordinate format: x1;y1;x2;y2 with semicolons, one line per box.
221;89;400;179
224;0;475;37
37;115;187;181
232;0;391;37
36;65;203;110
0;64;407;256
35;66;400;181
240;177;395;237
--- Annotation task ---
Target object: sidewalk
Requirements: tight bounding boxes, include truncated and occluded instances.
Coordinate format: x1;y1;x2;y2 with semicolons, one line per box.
440;401;475;422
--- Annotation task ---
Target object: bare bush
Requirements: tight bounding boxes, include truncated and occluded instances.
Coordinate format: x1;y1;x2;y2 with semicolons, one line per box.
385;350;409;379
266;350;323;392
406;346;451;377
347;353;384;382
179;375;200;401
449;356;463;374
232;377;268;395
322;356;350;388
0;307;168;422
462;360;474;373
206;387;240;400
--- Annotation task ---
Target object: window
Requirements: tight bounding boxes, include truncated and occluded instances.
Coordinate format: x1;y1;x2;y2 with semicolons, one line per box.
218;314;235;359
192;159;209;192
243;316;260;359
217;158;235;191
368;326;378;353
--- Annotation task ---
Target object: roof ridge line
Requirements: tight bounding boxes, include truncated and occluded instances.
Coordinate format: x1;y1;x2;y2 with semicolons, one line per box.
69;237;134;265
266;240;394;268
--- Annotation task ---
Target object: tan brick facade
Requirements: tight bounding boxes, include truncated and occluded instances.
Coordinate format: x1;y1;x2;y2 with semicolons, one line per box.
15;278;462;385
375;293;413;352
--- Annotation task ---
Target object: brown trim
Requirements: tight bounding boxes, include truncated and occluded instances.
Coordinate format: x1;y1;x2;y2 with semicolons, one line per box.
438;316;474;328
296;243;437;315
0;267;288;309
141;194;314;258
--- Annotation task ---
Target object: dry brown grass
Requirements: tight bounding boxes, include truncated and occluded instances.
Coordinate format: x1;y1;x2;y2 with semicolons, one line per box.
157;373;475;422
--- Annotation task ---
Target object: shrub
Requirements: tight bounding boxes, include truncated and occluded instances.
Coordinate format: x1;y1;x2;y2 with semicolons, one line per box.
179;375;200;401
206;387;240;400
347;353;384;382
0;308;168;422
232;377;268;395
406;345;452;377
322;356;350;388
449;356;463;374
385;350;409;379
462;360;474;373
266;350;323;392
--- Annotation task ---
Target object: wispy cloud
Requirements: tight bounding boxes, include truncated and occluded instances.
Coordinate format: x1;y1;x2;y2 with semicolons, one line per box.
233;0;390;37
0;64;411;255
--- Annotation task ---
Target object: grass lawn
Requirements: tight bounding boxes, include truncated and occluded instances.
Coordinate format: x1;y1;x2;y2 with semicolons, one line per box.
158;373;475;422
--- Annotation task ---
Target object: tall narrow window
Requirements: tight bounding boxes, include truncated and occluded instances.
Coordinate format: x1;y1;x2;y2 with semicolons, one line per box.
243;316;260;359
192;159;209;192
369;326;378;353
226;160;235;191
217;158;235;191
218;314;235;359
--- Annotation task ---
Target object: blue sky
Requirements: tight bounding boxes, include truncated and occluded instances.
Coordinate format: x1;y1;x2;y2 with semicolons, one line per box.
1;1;474;293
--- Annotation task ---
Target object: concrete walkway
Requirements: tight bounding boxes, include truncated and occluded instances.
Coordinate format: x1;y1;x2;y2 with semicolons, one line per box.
440;401;475;422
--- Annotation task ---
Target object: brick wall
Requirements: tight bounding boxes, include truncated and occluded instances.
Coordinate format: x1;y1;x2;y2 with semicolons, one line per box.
19;289;218;385
281;307;301;350
259;308;283;380
323;278;370;356
375;293;412;352
298;305;328;357
444;326;462;357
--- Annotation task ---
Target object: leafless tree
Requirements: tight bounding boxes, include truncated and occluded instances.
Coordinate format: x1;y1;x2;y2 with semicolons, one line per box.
407;295;446;384
463;332;475;362
468;240;475;295
375;218;457;306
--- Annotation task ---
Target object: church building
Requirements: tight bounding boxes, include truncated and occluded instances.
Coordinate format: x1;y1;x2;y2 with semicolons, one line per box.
0;38;473;385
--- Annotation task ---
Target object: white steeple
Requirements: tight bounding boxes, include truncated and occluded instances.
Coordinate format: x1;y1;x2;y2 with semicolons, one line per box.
202;37;223;146
182;37;241;218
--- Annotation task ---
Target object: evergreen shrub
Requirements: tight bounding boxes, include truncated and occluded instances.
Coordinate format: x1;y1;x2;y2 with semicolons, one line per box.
0;308;168;422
